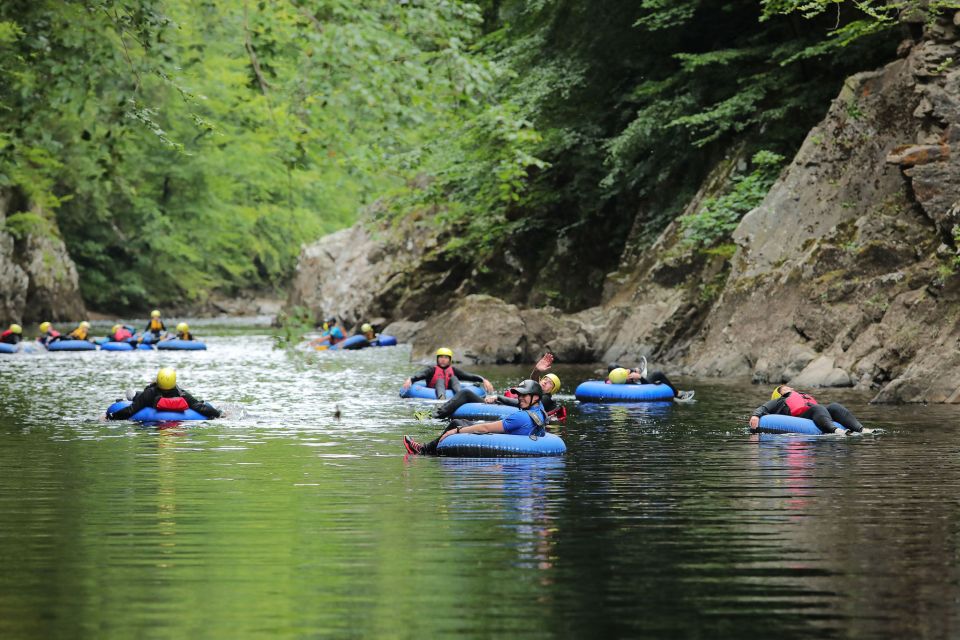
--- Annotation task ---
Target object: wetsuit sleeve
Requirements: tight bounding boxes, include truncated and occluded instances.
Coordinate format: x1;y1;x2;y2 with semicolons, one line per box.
451;367;485;383
541;395;556;412
108;386;158;420
181;391;223;418
409;366;434;384
497;395;519;407
752;398;786;418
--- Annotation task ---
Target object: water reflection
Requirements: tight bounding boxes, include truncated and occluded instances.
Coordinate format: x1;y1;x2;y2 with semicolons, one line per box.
4;332;960;637
440;457;566;572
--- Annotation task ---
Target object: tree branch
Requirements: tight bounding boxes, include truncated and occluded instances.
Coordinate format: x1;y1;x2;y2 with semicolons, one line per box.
243;1;271;95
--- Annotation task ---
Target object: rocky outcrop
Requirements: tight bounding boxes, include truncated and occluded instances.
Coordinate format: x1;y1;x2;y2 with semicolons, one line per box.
0;192;85;325
286;211;471;329
383;294;615;364
286;17;960;402
685;18;960;402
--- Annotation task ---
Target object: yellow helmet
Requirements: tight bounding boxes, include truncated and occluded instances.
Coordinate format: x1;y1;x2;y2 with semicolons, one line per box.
771;386;783;400
157;367;177;390
361;323;373;333
176;322;189;333
9;324;22;334
111;324;121;333
608;367;629;384
151;310;161;318
540;373;561;394
80;321;90;329
436;347;453;358
39;322;51;333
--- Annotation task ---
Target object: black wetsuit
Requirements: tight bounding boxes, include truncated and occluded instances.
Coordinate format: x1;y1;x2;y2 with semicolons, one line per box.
107;383;222;420
0;330;21;345
144;320;167;341
627;370;678;396
409;365;486;399
435;389;557;419
752;394;863;434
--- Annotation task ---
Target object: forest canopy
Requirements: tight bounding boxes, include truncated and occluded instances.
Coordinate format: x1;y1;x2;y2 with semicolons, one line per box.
0;0;909;311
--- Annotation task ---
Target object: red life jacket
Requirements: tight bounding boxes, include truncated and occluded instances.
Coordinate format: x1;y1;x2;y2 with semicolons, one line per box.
47;329;61;338
783;392;818;417
155;396;189;412
503;389;518;399
0;330;13;342
429;365;454;387
547;405;568;422
112;328;132;341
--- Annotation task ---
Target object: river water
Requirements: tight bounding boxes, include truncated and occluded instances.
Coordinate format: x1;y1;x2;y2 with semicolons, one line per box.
1;321;959;639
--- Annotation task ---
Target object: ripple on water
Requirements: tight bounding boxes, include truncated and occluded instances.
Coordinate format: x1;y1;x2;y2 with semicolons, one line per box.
2;332;960;638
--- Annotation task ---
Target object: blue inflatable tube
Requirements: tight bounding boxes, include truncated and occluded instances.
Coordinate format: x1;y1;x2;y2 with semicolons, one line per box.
328;335;368;350
106;401;208;422
436;432;566;457
156;339;206;351
400;381;485;400
101;341;134;352
450;403;520;420
47;340;97;352
575;380;674;402
757;414;845;435
329;334;399;350
0;343;17;354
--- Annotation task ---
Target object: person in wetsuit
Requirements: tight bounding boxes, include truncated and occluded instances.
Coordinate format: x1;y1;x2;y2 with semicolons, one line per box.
108;324;134;342
37;322;61;346
749;384;864;435
404;379;548;455
160;322;194;341
66;321;92;341
433;353;565;420
402;347;495;399
607;357;695;401
1;324;22;344
142;310;167;343
342;323;377;350
309;317;346;348
107;367;222;420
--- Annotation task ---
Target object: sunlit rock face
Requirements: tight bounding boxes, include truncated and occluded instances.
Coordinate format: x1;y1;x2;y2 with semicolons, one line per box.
687;18;960;402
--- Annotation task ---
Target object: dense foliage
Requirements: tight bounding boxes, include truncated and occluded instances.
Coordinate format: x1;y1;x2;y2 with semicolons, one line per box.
0;0;914;312
0;0;493;310
387;0;904;309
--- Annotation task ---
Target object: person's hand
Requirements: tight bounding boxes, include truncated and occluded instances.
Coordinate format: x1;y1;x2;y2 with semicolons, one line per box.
482;379;495;394
402;378;412;390
534;353;554;373
484;395;497;404
749;416;759;430
626;371;642;382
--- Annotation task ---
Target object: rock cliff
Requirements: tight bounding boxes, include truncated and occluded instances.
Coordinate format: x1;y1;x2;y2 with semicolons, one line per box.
286;16;960;402
0;191;86;325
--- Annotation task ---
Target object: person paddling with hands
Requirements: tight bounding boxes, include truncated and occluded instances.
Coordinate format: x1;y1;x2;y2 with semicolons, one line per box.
107;368;222;420
402;347;495;400
749;384;868;435
433;352;565;420
404;379;547;455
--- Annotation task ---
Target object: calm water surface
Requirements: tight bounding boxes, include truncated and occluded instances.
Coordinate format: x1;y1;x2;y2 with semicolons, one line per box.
1;322;959;639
